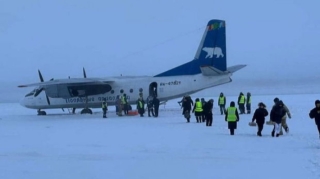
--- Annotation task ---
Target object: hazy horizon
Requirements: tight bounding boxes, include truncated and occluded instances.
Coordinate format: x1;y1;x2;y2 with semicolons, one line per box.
1;0;320;102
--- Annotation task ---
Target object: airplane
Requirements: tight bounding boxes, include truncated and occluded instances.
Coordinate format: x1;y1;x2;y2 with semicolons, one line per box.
18;19;246;115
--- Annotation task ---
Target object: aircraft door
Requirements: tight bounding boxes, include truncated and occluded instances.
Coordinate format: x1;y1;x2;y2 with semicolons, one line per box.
149;82;158;97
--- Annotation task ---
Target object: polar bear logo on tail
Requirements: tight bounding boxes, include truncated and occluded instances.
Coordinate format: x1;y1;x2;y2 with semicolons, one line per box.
202;47;224;58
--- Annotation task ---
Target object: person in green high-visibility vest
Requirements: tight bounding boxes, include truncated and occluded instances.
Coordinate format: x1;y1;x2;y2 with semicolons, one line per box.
192;98;203;123
237;92;246;114
246;92;252;114
225;101;240;135
218;92;226;115
121;94;128;115
136;97;145;117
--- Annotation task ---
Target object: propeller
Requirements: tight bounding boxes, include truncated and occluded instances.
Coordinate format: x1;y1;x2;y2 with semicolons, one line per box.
34;69;51;105
83;67;87;78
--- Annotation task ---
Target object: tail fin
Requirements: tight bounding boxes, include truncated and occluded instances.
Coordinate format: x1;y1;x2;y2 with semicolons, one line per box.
155;19;227;77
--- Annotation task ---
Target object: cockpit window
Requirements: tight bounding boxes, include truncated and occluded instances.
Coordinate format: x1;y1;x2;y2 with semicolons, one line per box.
25;89;36;97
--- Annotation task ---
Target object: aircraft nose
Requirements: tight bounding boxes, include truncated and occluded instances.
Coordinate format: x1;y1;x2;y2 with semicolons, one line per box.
19;97;27;107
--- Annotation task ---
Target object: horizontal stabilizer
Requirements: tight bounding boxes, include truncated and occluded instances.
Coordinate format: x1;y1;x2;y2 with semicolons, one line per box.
227;64;246;73
200;66;225;76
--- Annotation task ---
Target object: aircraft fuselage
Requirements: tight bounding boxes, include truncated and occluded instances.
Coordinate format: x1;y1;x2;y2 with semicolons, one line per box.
20;73;231;110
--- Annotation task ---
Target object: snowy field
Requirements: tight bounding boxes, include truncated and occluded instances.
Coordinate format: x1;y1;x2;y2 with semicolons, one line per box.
1;93;320;179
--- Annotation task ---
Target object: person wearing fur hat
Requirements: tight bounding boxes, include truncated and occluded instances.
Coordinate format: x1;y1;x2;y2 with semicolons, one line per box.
225;101;240;135
309;100;320;139
270;100;286;137
272;97;292;135
251;102;269;136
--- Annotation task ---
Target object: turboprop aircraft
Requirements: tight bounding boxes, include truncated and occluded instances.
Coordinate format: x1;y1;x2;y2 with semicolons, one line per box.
18;19;246;115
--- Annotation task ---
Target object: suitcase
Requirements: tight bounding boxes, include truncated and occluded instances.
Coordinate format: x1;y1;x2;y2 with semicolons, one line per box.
266;121;274;125
127;110;139;116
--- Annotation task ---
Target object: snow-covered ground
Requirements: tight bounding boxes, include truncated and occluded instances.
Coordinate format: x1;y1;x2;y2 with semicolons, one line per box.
0;93;320;179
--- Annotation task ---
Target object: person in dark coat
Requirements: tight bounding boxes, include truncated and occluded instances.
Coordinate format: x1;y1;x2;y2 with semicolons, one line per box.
182;96;192;122
203;99;214;126
153;96;160;117
251;102;269;136
225;101;240;135
246;92;251;114
186;95;194;107
309;100;320;139
178;96;185;107
270;100;286;137
201;98;207;122
147;95;155;117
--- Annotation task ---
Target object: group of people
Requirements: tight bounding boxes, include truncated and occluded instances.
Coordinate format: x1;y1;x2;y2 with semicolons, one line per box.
179;93;320;139
101;93;160;118
250;97;291;137
251;97;320;139
179;95;214;126
102;92;320;139
136;94;160;117
217;92;251;115
180;94;292;137
115;94;131;116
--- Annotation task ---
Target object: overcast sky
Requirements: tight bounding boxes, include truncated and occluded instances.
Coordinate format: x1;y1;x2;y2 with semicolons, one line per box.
1;0;320;102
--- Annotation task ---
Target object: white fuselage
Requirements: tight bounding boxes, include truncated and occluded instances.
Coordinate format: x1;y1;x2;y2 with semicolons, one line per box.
20;73;232;110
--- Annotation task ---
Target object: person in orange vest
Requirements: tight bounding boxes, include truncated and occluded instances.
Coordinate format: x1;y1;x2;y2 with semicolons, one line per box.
225;101;240;135
192;98;203;123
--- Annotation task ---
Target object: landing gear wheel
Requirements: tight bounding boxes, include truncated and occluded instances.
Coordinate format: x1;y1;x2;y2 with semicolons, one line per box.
37;110;47;115
81;108;92;114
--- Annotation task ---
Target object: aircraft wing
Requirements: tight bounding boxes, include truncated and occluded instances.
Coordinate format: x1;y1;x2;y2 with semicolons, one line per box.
18;78;114;88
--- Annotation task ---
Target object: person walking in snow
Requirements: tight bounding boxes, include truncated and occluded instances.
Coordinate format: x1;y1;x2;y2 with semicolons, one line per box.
201;98;207;122
246;92;252;114
309;100;320;139
251;102;268;136
218;92;226;115
192;98;203;123
203;99;214;126
272;98;292;135
270;100;286;137
225;101;240;135
238;92;246;114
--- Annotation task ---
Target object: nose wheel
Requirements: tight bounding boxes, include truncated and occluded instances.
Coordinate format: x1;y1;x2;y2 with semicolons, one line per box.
80;96;93;114
80;108;92;114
